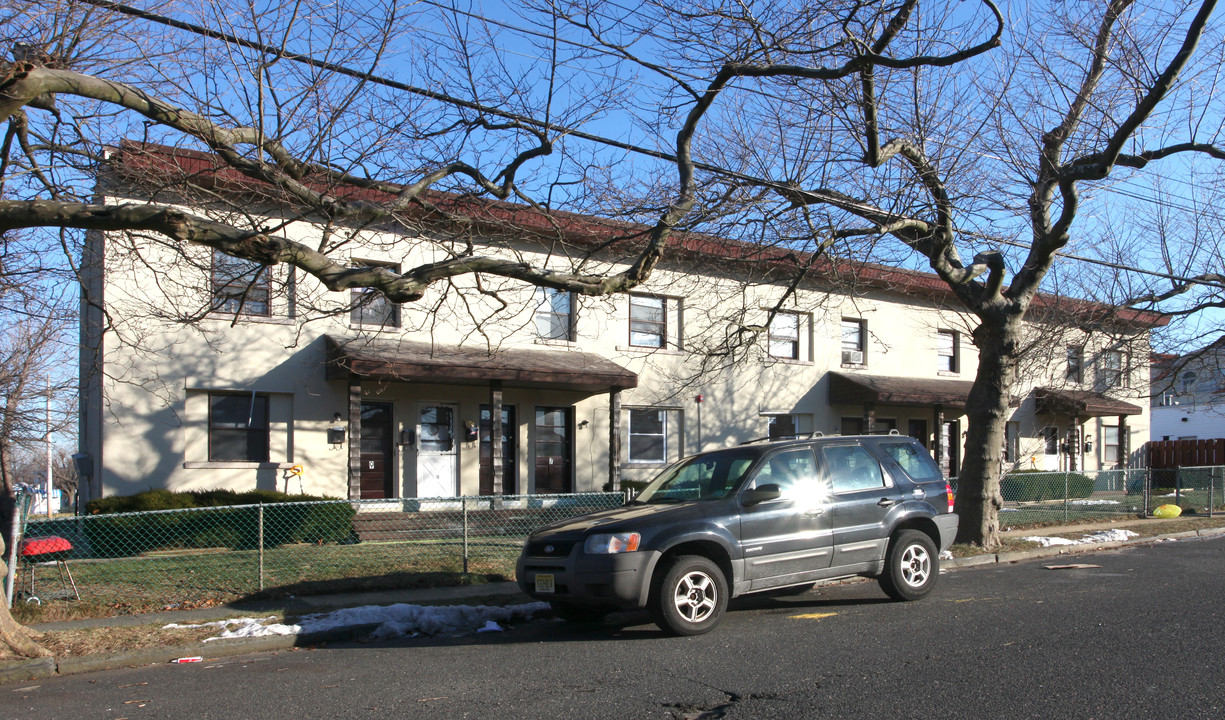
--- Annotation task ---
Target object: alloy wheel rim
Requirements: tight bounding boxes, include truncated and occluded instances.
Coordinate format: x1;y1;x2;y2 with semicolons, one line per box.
900;544;931;587
673;570;717;623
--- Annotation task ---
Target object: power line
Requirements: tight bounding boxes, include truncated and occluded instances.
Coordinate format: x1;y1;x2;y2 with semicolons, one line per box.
72;0;1225;293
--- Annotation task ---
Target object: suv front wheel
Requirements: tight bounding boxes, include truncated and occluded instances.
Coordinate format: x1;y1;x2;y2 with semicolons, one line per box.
650;555;728;636
878;529;938;601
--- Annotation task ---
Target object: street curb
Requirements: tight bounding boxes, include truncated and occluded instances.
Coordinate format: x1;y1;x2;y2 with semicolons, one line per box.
3;527;1222;684
944;526;1223;569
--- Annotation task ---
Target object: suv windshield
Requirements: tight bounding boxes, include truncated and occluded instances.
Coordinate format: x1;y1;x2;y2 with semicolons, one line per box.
634;448;759;503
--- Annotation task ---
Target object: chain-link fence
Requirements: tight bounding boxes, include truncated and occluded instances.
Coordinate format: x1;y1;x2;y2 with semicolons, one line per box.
949;466;1225;526
10;467;1225;611
10;493;623;611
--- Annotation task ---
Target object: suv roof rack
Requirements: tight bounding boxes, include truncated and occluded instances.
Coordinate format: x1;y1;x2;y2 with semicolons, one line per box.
738;431;827;446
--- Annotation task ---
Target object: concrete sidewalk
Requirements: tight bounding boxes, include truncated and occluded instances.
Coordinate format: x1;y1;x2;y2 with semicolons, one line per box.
3;518;1224;685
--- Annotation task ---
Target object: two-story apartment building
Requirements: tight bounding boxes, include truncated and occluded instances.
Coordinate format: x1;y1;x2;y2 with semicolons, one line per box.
77;144;1162;503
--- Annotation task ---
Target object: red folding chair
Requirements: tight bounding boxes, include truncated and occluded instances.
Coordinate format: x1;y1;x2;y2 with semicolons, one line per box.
17;536;80;604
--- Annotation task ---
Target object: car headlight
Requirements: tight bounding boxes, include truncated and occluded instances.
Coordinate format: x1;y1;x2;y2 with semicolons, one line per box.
584;532;641;554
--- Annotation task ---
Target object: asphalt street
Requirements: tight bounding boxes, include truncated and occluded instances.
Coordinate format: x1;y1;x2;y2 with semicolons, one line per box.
8;536;1224;720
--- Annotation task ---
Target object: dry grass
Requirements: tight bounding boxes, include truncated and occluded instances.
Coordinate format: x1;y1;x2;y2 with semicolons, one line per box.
34;614;286;658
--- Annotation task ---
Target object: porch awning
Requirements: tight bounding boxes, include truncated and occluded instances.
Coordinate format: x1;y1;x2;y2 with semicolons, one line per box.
828;371;978;410
324;335;638;394
1033;387;1142;417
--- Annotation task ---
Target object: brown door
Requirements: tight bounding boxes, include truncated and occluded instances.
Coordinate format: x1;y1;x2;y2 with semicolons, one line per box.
480;405;516;495
908;419;928;448
534;407;572;494
359;402;394;499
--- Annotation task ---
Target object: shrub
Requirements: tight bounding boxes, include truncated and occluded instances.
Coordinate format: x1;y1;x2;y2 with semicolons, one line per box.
1000;470;1093;502
81;489;355;558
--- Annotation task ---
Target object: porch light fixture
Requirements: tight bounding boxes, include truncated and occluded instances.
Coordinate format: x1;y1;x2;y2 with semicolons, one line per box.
328;412;346;445
1083;435;1093;453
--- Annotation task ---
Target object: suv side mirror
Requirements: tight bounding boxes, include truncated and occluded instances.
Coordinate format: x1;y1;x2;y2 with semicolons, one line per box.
742;483;782;506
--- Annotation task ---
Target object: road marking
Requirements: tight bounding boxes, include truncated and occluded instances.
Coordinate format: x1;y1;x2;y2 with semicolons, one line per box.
790;612;838;620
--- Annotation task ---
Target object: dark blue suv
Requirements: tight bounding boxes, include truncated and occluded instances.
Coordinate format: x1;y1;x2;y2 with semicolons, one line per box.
517;434;958;635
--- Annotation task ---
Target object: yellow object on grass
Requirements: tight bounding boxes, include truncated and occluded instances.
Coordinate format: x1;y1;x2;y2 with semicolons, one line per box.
1153;504;1182;518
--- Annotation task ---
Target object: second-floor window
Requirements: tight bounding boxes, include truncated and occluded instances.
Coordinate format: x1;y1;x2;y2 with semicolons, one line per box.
937;329;959;373
630;294;667;348
1066;346;1083;383
768;312;801;359
209;392;269;462
841;318;866;366
350;261;400;329
1100;349;1126;388
535;288;575;341
212;250;270;316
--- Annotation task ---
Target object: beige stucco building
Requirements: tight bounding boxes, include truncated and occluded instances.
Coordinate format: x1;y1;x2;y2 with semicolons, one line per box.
77;145;1163;503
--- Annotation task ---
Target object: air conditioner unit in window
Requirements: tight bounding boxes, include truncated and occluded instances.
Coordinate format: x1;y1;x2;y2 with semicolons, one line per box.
842;350;864;365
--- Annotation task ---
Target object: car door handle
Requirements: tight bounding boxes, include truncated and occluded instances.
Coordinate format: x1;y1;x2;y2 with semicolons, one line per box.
877;498;896;508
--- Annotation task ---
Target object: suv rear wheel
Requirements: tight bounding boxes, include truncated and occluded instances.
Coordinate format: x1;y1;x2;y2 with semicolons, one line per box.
878;529;938;601
650;555;727;636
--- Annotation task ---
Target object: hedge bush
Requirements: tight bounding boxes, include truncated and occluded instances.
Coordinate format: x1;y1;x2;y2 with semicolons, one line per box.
1000;470;1094;503
81;489;355;558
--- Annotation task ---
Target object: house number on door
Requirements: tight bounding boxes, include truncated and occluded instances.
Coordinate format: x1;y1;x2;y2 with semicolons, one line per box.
368;460;375;469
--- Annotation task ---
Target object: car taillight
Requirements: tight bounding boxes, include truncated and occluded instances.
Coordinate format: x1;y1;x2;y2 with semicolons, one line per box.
945;482;955;513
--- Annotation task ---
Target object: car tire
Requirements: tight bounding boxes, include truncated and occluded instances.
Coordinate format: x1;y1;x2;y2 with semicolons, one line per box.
549;601;611;623
878;529;938;601
650;555;728;636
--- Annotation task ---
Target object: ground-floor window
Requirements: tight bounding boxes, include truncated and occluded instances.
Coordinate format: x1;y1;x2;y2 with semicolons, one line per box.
628;408;667;463
208;392;269;462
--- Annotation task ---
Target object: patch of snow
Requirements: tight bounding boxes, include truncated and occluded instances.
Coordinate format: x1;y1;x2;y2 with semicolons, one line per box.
163;616;300;641
165;602;549;643
1067;499;1121;506
939;550;953;560
1021;529;1139;547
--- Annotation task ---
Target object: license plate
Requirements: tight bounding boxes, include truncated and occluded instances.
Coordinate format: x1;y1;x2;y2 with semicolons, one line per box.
535;573;555;593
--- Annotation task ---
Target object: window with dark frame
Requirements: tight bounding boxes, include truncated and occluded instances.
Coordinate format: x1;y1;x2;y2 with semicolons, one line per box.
212;250;271;316
535;287;575;341
350;261;401;328
1101;349;1126;388
1066;346;1084;383
768;414;797;440
629;295;667;348
768;313;800;359
937;329;958;373
841;318;866;365
628;408;667;462
208;392;269;462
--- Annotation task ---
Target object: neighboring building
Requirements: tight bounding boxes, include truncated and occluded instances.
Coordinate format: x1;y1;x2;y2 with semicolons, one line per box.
1150;338;1225;441
77;143;1164;502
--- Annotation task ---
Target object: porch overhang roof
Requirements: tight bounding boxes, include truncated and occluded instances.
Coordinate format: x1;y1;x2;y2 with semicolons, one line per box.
324;335;638;394
828;371;980;410
1033;387;1142;417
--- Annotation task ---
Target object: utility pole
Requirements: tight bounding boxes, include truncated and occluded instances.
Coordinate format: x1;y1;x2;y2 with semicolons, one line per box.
45;377;52;518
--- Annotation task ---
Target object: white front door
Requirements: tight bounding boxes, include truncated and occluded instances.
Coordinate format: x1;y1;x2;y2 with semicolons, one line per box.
1043;426;1060;471
417;404;457;498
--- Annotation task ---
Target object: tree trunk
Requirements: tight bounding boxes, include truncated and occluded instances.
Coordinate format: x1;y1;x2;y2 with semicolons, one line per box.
0;532;50;659
954;316;1022;550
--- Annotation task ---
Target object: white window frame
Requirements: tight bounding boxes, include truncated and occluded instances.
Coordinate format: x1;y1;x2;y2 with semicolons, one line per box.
1100;349;1127;389
627;408;668;463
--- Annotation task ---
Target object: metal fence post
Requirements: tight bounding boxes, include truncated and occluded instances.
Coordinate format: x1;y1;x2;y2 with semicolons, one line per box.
462;498;469;575
258;502;265;592
1211;468;1217;519
1063;473;1069;523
